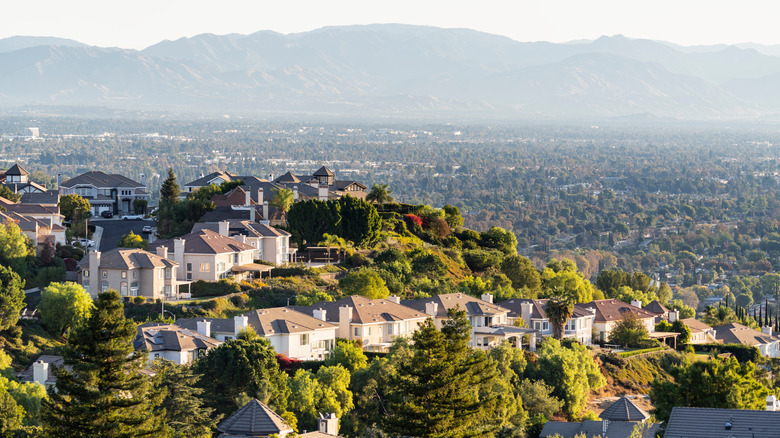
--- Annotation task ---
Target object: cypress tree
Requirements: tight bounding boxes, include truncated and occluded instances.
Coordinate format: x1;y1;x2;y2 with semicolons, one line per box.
159;168;180;203
42;291;163;437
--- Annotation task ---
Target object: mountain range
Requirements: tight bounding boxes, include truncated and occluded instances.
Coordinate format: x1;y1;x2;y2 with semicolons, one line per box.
2;24;780;120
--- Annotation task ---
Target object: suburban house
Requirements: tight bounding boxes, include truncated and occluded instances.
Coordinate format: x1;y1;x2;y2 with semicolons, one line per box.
499;298;596;346
181;171;238;197
403;293;518;350
297;295;429;352
541;395;659;438
178;309;338;361
681;318;720;344
217;399;343;438
0;195;66;247
713;322;780;357
133;322;222;365
1;163;47;194
59;171;149;216
579;299;657;343
642;300;679;323
17;355;66;388
77;248;180;299
664;401;780;438
148;229;259;282
192;220;296;265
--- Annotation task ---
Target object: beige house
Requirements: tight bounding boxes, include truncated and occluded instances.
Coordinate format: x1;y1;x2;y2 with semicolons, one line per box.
681;318;719;344
499;298;596;346
298;295;429;352
192;220;296;265
149;229;258;282
0;196;66;247
404;293;513;349
133;323;222;365
713;322;780;358
59;170;149;216
579;299;657;343
77;248;179;299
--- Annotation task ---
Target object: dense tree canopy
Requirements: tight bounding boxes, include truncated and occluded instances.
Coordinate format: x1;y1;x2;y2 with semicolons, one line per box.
38;282;93;336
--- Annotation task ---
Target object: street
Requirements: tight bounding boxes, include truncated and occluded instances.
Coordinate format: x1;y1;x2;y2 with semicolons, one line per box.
91;218;156;251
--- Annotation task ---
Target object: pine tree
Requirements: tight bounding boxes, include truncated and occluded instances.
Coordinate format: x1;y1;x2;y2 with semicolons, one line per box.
152;360;221;438
160;168;180;203
42;291;163;437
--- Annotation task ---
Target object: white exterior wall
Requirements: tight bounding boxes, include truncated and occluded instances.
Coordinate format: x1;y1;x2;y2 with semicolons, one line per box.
147;350;189;365
179;249;255;281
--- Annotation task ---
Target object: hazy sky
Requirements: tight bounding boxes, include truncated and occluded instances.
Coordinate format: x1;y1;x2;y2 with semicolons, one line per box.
3;0;778;50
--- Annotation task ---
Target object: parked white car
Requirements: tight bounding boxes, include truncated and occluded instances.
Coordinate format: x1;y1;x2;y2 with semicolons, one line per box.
76;238;95;248
122;214;144;220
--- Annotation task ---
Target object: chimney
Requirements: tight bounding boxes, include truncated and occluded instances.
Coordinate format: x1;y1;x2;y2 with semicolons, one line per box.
244;188;250;206
318;183;328;201
520;301;533;327
388;295;400;304
258;187;264;205
233;315;248;337
33;360;49;386
767;395;778;411
140;173;146;187
481;293;493;304
200;173;205;178
218;221;229;237
293;186;299;201
313;308;327;321
263;201;269;222
631;299;642;308
196;320;212;338
88;250;101;298
763;326;773;336
268;173;273;181
173;238;185;269
318;413;339;435
338;306;353;339
668;309;679;323
156;245;168;260
250;207;256;223
425;301;439;317
56;173;61;188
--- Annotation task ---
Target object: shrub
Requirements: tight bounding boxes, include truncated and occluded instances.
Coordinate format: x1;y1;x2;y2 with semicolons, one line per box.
693;343;762;363
230;293;250;308
191;279;241;297
133;296;146;304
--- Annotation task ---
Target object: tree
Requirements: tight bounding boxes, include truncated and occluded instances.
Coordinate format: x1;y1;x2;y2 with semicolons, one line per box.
270;188;294;222
545;295;573;340
366;184;393;205
159;168;180;203
58;194;91;222
0;219;34;276
133;199;148;215
0;386;24;435
325;339;368;372
194;337;290;417
338;268;390;299
38;282;93;336
671;319;691;347
442;205;464;229
517;379;563;420
0;265;24;332
42;290;163;437
288;365;354;432
501;255;542;291
650;356;771;423
480;227;518;255
151;360;220;438
0;186;22;203
338;195;381;248
117;231;148;250
382;309;507;437
608;312;649;348
287;199;341;247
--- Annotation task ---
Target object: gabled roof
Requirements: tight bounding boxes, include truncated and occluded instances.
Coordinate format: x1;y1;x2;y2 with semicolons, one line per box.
5;163;28;176
580;299;657;323
664;407;780;438
149;229;255;255
78;248;178;270
681;318;714;333
499;298;595;320
193;220;290;239
297;295;427;324
20;190;59;205
217;399;293;436
134;323;222;353
333;180;367;191
183;171;237;188
642;300;669;315
313;166;335;177
60;171;144;189
199;205;268;223
541;420;659;438
599;396;650;421
403;293;509;318
713;322;780;346
273;171;302;184
244;307;337;336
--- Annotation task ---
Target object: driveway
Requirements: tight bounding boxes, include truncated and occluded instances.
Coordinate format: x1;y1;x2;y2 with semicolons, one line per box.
93;218;156;251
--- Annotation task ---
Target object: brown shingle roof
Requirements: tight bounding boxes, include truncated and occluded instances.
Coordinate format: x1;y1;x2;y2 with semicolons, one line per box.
581;299;656;323
713;322;780;346
244;307;337;335
78;248;178;270
681;318;714;333
404;293;509;318
134;323;222;353
149;229;255;255
643;300;669;315
297;295;427;324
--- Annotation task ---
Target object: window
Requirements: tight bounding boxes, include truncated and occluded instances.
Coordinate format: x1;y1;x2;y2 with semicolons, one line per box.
186;273;192;281
101;281;109;292
234;253;239;264
300;334;309;346
164;268;170;279
83;281;90;294
102;270;107;278
158;269;164;279
120;282;128;296
83;270;89;278
366;327;371;336
121;271;127;279
387;324;393;335
200;263;210;272
164;285;171;297
132;271;137;279
354;327;361;337
186;263;192;272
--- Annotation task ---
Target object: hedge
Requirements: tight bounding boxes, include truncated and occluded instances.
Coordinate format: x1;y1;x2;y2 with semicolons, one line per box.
693;343;762;363
618;346;665;358
190;279;241;298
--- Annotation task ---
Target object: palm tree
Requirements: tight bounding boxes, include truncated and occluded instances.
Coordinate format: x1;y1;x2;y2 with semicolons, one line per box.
545;295;573;340
270;188;294;223
366;183;394;205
